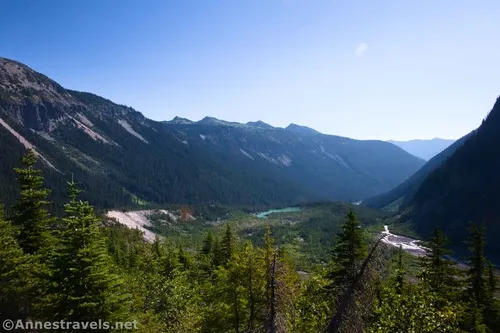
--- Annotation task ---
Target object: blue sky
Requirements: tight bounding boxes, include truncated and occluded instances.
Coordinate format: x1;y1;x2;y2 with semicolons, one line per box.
1;0;499;140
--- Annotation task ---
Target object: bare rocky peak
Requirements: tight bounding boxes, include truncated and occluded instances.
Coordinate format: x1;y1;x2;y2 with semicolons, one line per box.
197;116;245;127
0;57;145;133
0;57;76;106
165;116;194;124
286;123;321;135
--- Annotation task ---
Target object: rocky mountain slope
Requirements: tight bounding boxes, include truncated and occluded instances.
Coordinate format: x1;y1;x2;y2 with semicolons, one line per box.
0;57;424;210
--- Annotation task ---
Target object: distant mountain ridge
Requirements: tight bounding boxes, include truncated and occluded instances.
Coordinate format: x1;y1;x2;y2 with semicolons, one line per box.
165;116;321;134
162;119;425;202
388;138;455;160
246;121;275;129
0;56;424;211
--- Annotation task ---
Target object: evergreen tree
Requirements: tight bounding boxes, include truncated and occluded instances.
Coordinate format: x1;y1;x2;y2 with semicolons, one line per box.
212;237;222;267
162;242;181;278
465;224;489;309
484;261;500;331
487;262;497;298
460;223;497;332
50;180;129;325
12;149;56;255
202;231;214;256
198;232;216;278
242;241;263;332
158;269;203;332
327;209;367;289
462;301;488;333
9;150;57;319
201;250;244;332
419;226;459;298
153;235;164;259
0;204;39;321
220;224;236;267
178;245;192;270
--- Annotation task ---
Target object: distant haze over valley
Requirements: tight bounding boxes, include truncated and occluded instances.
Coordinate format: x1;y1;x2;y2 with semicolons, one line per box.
387;138;456;160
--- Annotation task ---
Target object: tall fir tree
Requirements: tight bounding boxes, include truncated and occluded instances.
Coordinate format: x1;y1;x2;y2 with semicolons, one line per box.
461;223;491;332
465;224;489;308
177;245;192;270
487;262;497;299
198;232;216;278
220;224;236;267
242;241;263;332
485;261;500;331
212;237;222;267
12;149;56;256
0;204;39;321
419;226;460;298
202;231;214;256
10;150;57;320
327;209;367;289
49;180;129;325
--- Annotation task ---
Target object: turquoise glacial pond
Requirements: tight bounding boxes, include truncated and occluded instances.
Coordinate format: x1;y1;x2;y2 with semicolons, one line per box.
255;207;301;219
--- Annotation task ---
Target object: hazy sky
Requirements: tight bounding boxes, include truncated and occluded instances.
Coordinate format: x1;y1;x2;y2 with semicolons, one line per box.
1;0;499;140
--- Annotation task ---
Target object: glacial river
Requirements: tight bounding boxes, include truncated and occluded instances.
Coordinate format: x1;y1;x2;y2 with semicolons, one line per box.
381;225;428;256
254;208;428;257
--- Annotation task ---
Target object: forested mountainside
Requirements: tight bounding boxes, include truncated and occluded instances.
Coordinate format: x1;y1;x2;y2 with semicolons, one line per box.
0;57;424;211
162;119;424;202
2;152;498;332
388;138;455;160
400;97;500;261
363;133;471;211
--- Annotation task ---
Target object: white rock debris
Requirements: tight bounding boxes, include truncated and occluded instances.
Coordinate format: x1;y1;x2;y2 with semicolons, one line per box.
118;119;149;144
